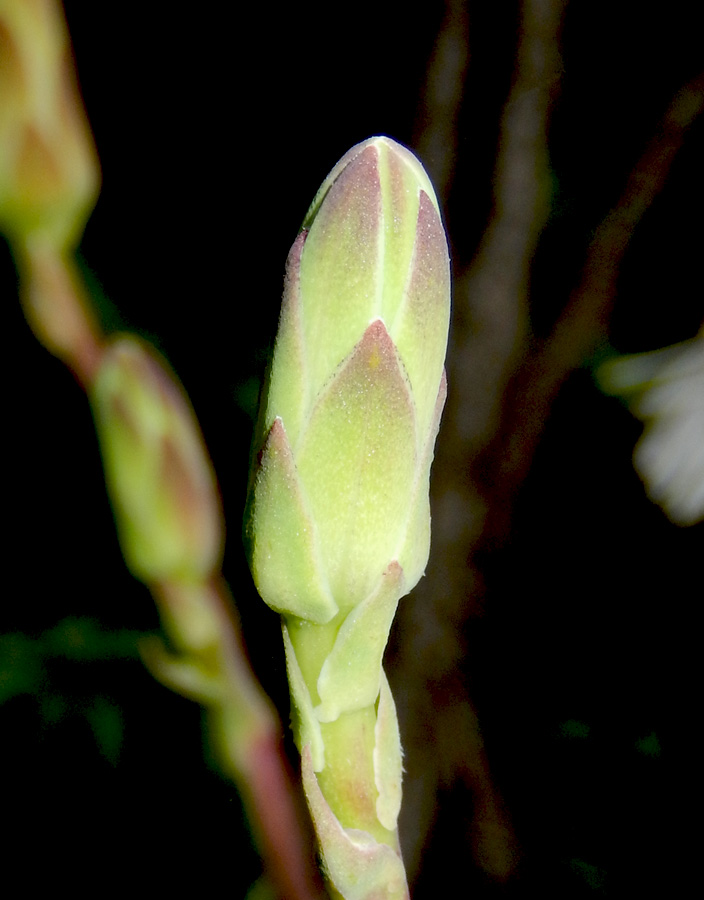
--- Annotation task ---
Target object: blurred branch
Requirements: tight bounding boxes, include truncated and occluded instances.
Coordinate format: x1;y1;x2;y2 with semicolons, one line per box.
413;0;470;204
395;0;566;886
399;16;702;888
144;578;328;900
483;69;704;526
453;0;566;458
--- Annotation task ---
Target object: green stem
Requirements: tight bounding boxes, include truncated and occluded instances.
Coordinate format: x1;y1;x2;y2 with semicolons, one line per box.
287;615;401;852
318;706;400;850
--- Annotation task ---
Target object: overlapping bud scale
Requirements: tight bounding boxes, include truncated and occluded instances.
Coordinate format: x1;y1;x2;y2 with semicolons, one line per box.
246;137;450;626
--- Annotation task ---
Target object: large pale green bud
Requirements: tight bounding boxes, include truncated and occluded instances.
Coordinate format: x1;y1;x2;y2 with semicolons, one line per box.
245;136;450;625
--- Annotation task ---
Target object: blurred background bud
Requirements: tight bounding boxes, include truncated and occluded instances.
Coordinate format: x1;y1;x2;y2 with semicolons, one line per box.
91;335;224;584
0;0;100;251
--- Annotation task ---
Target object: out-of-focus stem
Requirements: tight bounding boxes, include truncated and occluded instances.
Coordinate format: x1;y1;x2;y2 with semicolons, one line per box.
236;724;328;900
17;239;104;386
413;0;470;202
147;580;329;900
15;190;328;900
5;3;328;896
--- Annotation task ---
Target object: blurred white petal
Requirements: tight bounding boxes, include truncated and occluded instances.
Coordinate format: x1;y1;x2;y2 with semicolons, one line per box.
598;331;704;526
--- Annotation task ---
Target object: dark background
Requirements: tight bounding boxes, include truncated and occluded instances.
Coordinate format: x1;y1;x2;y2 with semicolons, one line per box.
3;1;703;896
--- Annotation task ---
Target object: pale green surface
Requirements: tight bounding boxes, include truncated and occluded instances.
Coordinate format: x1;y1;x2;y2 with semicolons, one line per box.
295;321;416;613
282;622;326;771
247;136;450;620
373;671;403;832
302;745;408;900
247;418;337;624
246;136;448;898
316;563;404;723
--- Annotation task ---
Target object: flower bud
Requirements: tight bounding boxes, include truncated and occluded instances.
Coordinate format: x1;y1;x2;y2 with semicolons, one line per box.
91;336;223;584
0;0;100;251
245;136;450;623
